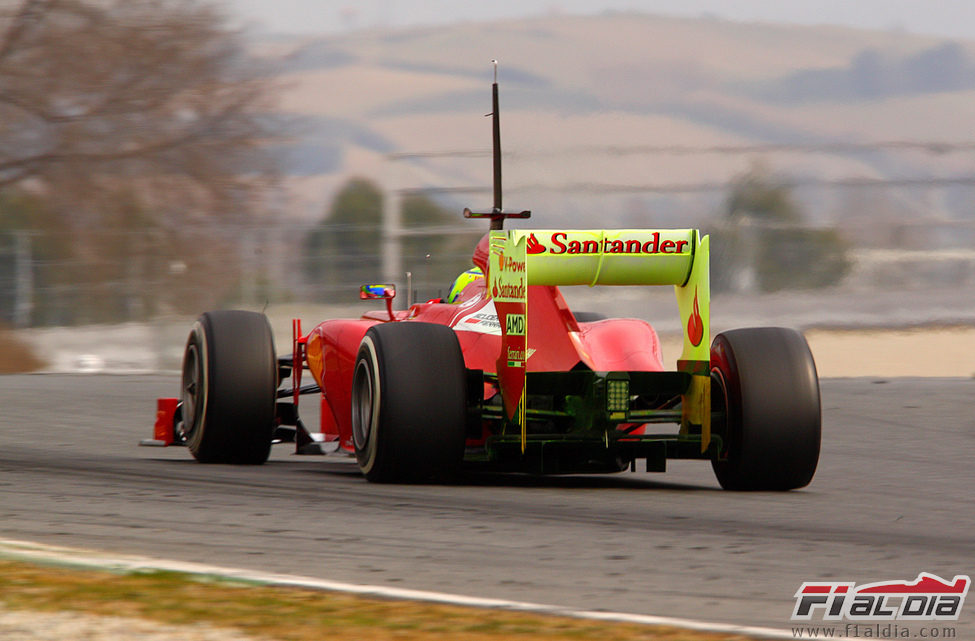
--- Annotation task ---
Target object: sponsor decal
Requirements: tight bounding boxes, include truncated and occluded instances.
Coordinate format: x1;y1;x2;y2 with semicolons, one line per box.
454;301;502;336
791;573;970;622
504;346;535;366
526;233;546;254
505;313;526;336
523;231;690;256
500;252;527;272
493;281;526;300
492;252;527;300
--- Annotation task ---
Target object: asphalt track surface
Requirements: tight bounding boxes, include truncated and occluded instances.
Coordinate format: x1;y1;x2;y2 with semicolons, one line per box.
1;374;973;635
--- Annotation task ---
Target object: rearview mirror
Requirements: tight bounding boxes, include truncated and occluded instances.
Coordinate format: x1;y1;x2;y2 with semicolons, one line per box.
360;284;396;300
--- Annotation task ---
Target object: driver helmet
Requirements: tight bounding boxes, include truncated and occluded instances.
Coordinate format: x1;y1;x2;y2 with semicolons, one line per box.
447;266;483;303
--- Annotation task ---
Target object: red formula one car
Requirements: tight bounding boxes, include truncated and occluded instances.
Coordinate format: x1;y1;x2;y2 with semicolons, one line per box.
149;76;821;490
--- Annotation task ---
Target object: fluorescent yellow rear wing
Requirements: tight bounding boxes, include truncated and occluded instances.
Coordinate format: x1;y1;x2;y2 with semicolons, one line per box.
488;228;712;451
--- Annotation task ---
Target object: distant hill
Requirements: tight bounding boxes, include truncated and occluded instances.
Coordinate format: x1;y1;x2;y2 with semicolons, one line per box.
257;12;975;229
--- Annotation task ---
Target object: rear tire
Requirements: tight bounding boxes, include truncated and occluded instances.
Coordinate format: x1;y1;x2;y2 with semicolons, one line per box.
351;322;466;482
710;327;820;490
180;310;277;464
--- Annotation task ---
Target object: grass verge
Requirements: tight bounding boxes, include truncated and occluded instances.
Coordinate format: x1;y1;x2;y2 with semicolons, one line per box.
0;559;764;641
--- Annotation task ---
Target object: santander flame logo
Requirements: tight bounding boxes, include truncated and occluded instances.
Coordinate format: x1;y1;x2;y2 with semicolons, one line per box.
687;288;704;347
526;233;546;254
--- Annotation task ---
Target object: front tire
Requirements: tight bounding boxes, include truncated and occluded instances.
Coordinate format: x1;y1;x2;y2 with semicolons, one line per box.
180;310;277;464
351;322;467;482
710;327;821;490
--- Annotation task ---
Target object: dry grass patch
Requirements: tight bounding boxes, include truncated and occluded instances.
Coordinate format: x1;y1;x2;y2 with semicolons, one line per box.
0;559;763;641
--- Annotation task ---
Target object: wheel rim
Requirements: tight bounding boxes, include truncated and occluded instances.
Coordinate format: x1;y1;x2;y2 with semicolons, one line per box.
181;342;202;440
351;359;373;451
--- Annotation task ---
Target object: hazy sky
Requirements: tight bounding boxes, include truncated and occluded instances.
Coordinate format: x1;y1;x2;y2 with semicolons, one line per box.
225;0;975;39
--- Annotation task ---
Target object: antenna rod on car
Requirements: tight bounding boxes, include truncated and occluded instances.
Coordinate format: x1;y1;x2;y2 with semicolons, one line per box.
462;60;530;230
491;59;503;225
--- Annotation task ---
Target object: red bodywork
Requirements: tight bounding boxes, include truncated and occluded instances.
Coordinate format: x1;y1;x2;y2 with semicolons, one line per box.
300;235;664;452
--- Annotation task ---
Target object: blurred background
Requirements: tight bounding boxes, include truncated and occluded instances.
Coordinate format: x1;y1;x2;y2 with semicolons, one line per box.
2;0;974;374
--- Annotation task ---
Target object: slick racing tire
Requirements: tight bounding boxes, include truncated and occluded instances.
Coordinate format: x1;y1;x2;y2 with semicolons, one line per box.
709;327;821;491
351;322;466;483
180;310;277;464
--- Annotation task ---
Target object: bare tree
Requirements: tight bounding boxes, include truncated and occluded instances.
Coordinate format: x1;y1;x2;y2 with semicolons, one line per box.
0;0;282;322
0;0;277;201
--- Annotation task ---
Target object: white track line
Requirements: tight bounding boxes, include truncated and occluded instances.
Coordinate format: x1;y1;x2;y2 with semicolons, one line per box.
0;538;839;640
